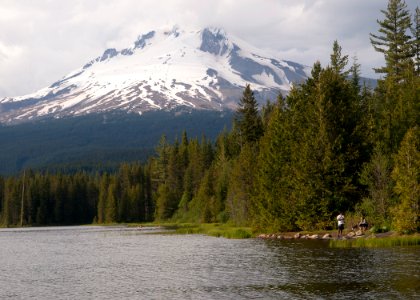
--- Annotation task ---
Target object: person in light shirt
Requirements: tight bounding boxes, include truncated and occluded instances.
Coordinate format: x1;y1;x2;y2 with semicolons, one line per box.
337;213;345;237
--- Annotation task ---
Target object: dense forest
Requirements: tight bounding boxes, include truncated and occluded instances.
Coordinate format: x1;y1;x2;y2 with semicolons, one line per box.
1;0;419;233
0;109;233;174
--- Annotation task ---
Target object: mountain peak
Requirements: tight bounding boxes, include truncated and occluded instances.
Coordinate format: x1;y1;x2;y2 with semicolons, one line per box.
0;26;310;124
134;30;156;49
163;25;181;37
200;27;230;56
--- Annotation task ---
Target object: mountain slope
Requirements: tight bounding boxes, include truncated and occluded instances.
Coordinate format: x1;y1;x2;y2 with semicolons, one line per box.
0;110;233;174
0;26;310;124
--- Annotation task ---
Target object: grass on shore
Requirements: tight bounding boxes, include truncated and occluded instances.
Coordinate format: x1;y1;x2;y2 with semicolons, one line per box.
329;234;420;248
159;223;253;239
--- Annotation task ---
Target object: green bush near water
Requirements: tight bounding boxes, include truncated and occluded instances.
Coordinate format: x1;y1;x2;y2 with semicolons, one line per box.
163;223;253;239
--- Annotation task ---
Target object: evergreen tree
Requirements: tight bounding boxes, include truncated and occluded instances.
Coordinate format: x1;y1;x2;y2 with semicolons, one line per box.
212;159;230;223
370;0;414;80
234;84;263;145
97;174;109;223
256;52;369;231
143;162;154;222
369;1;418;154
187;170;214;223
227;144;257;226
261;99;276;131
164;141;184;218
155;183;176;220
105;177;117;223
52;174;68;224
166;140;183;200
359;146;394;227
179;130;189;170
390;127;420;232
1;178;19;226
411;7;420;75
350;55;362;92
155;134;170;184
330;40;349;76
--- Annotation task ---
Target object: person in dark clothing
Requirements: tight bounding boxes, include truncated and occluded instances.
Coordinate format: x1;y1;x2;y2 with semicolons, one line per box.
359;217;368;232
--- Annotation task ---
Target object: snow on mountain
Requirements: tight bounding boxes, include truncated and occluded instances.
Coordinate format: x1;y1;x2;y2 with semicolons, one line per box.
0;26;310;124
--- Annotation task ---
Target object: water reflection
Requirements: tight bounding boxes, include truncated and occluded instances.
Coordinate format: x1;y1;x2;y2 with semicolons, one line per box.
263;239;419;299
0;226;418;299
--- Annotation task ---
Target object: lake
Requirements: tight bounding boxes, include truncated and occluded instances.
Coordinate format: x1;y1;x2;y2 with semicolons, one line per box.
0;226;418;299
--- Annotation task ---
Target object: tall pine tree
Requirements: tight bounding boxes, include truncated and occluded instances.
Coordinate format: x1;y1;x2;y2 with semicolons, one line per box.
234;84;263;145
412;7;420;75
370;0;414;81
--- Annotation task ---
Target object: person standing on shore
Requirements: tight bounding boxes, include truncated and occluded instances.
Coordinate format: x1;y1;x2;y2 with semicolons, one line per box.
337;213;345;237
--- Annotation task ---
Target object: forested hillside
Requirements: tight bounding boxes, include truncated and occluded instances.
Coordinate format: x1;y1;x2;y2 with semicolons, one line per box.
0;110;233;174
1;0;418;233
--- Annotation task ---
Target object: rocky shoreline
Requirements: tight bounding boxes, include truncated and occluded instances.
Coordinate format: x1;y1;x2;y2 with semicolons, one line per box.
257;230;368;240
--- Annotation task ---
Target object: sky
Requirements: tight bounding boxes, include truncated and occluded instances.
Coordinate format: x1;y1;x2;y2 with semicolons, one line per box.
0;0;418;98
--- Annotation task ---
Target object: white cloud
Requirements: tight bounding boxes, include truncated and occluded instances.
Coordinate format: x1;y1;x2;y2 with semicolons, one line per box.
0;0;417;97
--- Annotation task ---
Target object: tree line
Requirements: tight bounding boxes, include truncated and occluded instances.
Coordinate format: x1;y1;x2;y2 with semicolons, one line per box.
1;0;419;233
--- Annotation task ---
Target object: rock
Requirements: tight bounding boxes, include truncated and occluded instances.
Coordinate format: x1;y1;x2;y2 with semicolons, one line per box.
308;234;319;239
258;234;267;239
294;233;302;239
347;231;356;238
277;235;283;239
322;234;332;239
355;230;363;236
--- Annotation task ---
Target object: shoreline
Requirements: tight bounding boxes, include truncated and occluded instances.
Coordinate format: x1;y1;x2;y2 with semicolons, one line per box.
256;229;396;240
257;230;420;247
2;223;419;247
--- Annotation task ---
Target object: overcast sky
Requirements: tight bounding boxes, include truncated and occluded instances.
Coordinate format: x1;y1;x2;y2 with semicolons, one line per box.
0;0;418;97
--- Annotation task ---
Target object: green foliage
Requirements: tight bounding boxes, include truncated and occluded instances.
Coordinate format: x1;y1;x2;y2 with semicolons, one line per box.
0;110;233;175
226;144;257;226
359;146;394;227
1;1;418;233
369;224;391;234
234;84;263;145
155;184;176;221
413;7;420;75
390;127;420;233
254;105;295;231
330;40;349;76
170;223;253;239
255;51;370;232
105;179;117;223
370;0;414;80
350;56;362;92
329;235;420;248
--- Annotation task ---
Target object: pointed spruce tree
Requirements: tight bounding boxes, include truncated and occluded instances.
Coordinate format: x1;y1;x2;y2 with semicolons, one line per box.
412;7;420;75
234;84;263;145
330;40;349;76
350;55;362;92
370;0;414;81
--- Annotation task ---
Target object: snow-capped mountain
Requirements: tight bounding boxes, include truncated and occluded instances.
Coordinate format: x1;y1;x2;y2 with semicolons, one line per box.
0;26;310;124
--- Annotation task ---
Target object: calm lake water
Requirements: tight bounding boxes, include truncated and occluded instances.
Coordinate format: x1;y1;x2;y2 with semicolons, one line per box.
0;226;418;299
